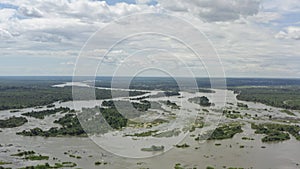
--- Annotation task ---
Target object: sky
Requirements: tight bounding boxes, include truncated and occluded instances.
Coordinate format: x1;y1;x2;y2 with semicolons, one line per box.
0;0;299;78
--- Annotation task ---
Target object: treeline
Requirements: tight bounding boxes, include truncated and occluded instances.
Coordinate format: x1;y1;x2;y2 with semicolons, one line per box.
233;87;300;110
0;80;147;110
22;107;72;119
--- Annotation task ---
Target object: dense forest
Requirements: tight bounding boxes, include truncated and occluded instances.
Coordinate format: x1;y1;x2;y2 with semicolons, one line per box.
233;87;300;110
0;78;147;110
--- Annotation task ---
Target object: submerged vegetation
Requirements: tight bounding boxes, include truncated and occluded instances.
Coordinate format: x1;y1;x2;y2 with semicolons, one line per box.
223;110;243;119
251;123;300;142
11;150;49;161
17;162;77;169
141;145;164;152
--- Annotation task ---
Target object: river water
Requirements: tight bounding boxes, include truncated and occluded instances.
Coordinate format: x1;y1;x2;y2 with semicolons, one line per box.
0;84;299;169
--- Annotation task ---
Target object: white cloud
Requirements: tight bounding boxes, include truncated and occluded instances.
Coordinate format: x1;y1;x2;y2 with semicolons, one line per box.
0;0;299;77
158;0;261;22
18;5;43;18
248;11;281;23
275;26;300;40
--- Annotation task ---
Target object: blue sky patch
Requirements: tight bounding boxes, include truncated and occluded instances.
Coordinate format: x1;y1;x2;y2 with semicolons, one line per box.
0;3;18;9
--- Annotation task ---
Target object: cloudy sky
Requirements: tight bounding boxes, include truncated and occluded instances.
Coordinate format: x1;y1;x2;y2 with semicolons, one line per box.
0;0;299;77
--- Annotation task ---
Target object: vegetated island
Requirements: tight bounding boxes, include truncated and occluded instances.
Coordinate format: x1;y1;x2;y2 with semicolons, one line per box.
0;116;28;128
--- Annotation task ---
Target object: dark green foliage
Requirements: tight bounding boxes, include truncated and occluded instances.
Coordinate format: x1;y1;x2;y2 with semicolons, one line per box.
22;107;71;119
17;162;76;169
188;96;211;107
132;100;151;111
18;106;129;137
101;100;115;107
251;123;300;142
0;79;147;111
17;114;86;137
141;145;164;152
0;161;12;165
100;108;128;129
11;151;35;157
11;151;48;161
125;130;158;137
103;100;151;112
237;102;248;108
280;109;296;116
165;100;180;109
198;88;215;93
174;163;184;169
0;116;28;128
175;143;190;148
164;91;180;97
208;123;243;140
206;166;215;169
234;87;300;110
24;155;49;161
223;110;243;119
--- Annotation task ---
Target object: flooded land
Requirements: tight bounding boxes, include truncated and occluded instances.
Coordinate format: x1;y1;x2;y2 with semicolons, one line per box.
0;78;300;169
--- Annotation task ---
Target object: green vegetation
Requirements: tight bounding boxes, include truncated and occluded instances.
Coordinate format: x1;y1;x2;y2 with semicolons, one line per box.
17;113;86;137
0;79;147;110
165;100;180;109
198;88;215;93
188;96;211;107
11;151;49;161
233;87;300;110
0;161;12;165
153;129;181;138
164;91;180;97
17;162;77;169
251;123;300;142
103;100;151;112
24;155;49;161
174;163;184;169
18;105;130;137
125;130;158;137
22;107;72;119
99;107;128;129
189;117;204;132
141;145;164;152
223;110;243;119
11;151;35;157
175;143;190;148
132;100;151;111
237;102;248;108
0;116;28;128
280;109;296;116
241;137;254;140
208;123;243;140
94;161;108;166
